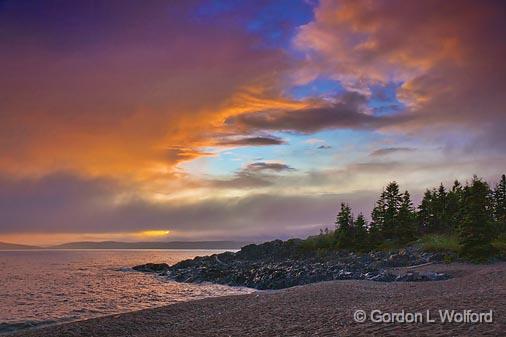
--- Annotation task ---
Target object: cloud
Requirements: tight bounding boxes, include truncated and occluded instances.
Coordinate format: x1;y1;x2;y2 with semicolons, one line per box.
2;154;506;243
294;0;506;151
208;172;273;189
369;147;416;157
216;135;286;146
317;145;332;149
0;0;289;178
206;161;294;189
245;162;295;172
1;0;506;244
305;138;325;144
0;172;370;240
225;91;410;133
166;147;215;162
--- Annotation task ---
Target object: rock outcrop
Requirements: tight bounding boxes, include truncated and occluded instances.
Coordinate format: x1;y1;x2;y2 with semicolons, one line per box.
133;240;451;290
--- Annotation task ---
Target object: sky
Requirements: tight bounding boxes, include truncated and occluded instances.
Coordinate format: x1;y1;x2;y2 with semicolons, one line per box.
1;0;506;245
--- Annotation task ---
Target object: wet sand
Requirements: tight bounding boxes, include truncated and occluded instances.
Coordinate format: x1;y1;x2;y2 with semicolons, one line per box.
9;262;505;337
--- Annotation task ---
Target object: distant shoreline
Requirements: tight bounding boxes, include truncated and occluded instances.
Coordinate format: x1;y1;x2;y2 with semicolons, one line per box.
5;262;505;337
0;248;239;252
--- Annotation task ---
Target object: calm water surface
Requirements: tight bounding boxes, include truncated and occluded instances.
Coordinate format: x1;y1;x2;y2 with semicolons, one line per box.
0;250;254;333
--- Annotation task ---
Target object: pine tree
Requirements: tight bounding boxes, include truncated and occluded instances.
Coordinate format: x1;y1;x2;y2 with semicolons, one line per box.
493;174;506;235
459;176;496;260
335;203;354;249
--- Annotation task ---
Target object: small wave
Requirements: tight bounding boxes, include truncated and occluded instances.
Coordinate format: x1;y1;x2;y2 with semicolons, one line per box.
0;320;57;334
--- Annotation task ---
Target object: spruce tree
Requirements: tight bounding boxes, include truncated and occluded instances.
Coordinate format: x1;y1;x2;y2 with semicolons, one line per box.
383;182;402;240
369;190;386;247
335;203;354;249
353;213;368;251
435;183;449;232
459;176;496;260
418;189;434;234
446;180;463;233
493;174;506;235
397;191;416;243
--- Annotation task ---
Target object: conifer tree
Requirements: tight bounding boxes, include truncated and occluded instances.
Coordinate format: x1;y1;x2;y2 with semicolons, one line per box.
353;213;369;251
435;183;449;232
335;203;354;249
369;190;386;247
459;176;496;260
446;180;464;233
383;182;402;240
418;189;434;234
397;191;416;243
493;174;506;235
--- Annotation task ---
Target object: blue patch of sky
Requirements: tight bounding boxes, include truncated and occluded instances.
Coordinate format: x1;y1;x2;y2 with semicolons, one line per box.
184;2;416;177
368;82;406;116
183;128;389;178
193;0;237;18
288;76;345;100
181;141;290;177
244;0;315;47
191;0;315;48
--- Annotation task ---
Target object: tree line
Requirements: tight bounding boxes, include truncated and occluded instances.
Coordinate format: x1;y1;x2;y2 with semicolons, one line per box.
330;174;506;260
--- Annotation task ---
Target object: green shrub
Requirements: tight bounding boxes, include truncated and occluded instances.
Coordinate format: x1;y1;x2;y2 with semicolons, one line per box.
492;233;506;257
376;239;405;252
299;230;336;252
419;234;461;253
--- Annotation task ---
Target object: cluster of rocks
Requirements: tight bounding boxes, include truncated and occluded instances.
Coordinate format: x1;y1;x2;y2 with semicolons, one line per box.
133;239;451;290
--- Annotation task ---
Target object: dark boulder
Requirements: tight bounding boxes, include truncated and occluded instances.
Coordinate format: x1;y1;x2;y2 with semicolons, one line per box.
132;263;169;273
395;271;449;282
366;271;397;282
134;240;453;289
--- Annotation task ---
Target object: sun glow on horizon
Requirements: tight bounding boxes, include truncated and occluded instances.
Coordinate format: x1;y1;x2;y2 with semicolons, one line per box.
1;230;172;246
137;230;171;238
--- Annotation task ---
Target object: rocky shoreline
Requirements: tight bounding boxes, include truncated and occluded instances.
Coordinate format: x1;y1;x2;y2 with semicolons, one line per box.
133;239;451;289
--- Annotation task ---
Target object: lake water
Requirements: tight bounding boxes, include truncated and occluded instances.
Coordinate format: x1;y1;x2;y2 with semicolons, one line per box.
0;250;254;334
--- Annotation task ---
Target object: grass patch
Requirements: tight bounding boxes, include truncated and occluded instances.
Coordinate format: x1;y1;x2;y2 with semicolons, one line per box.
419;234;461;253
492;233;506;257
299;230;336;252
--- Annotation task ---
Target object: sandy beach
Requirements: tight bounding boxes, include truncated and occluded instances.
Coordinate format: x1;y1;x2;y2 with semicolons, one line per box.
7;262;505;337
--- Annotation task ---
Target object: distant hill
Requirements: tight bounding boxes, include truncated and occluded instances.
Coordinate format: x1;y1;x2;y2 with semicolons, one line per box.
49;241;252;250
0;241;40;250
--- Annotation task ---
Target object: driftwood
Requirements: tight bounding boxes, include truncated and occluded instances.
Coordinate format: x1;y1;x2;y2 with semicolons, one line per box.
214;255;227;266
405;261;434;269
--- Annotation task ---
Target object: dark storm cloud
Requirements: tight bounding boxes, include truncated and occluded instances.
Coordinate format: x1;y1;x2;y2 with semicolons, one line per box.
225;92;410;133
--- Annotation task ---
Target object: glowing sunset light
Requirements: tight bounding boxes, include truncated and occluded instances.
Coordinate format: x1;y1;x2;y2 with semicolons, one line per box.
138;230;171;238
0;0;505;246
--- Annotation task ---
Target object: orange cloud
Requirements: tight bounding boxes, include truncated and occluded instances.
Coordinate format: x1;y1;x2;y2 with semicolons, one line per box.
0;2;289;182
294;0;506;140
294;0;468;89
